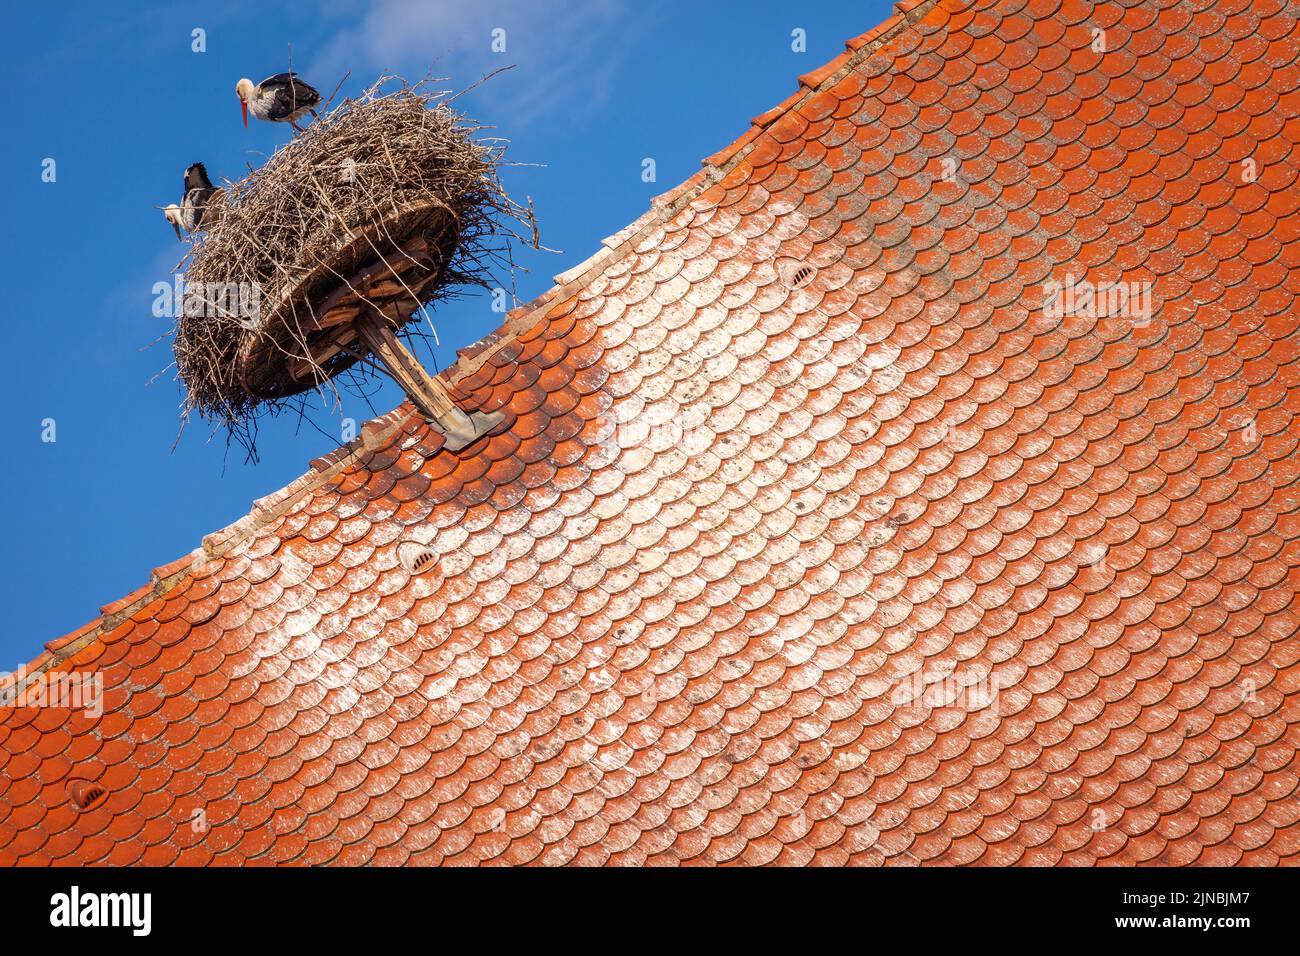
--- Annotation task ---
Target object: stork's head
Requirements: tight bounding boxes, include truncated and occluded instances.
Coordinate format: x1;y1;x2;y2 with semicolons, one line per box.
162;204;184;241
235;78;255;127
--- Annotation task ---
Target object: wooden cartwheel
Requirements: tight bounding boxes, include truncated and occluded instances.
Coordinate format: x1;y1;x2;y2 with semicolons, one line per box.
234;199;503;451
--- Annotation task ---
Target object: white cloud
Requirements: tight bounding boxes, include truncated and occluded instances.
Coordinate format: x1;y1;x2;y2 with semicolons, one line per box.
308;0;640;127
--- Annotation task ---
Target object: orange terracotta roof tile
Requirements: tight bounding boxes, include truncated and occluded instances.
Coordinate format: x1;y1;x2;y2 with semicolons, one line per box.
3;0;1300;866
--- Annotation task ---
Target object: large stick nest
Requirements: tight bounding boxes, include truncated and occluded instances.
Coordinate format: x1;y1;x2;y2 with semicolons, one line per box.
170;75;535;454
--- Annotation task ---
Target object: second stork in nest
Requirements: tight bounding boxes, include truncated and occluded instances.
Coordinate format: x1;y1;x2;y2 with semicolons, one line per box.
163;162;222;240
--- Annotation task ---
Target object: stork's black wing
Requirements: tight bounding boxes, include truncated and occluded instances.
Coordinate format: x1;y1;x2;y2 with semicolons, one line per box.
183;162;212;194
259;72;321;118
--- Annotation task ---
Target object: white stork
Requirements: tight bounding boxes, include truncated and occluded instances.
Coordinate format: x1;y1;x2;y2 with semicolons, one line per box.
161;162;222;240
235;73;322;132
162;204;185;241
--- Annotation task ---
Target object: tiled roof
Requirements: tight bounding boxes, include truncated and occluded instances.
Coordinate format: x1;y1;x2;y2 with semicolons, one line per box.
3;0;1300;866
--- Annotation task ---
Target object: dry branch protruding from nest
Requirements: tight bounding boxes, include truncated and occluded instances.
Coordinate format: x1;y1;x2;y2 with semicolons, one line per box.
171;74;535;453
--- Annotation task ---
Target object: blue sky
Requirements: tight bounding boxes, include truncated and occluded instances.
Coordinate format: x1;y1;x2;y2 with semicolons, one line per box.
0;0;893;665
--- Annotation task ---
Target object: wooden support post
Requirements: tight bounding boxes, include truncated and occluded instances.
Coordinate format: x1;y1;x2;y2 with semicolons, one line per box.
355;308;503;452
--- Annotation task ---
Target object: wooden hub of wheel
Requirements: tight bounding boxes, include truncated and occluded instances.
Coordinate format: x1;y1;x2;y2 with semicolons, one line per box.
233;199;502;451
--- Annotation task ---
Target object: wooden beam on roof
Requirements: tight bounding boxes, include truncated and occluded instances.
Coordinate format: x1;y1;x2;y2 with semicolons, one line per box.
355;307;503;452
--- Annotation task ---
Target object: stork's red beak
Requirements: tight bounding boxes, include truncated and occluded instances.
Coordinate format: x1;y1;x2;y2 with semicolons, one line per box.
241;100;248;128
